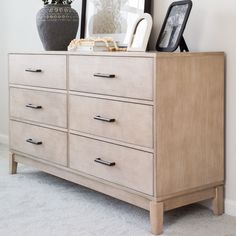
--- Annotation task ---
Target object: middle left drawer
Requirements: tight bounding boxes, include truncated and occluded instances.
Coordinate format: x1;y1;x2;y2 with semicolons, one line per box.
10;88;67;128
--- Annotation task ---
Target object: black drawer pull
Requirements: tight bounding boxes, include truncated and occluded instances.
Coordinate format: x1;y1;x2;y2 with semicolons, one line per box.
94;115;116;123
94;158;116;167
25;69;42;73
26;104;42;109
93;73;115;78
26;139;43;145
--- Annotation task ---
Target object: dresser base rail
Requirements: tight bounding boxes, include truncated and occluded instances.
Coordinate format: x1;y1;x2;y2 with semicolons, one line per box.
10;152;224;235
12;153;151;210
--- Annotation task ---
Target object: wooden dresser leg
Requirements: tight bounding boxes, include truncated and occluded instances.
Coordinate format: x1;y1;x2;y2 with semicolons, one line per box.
9;153;18;175
150;201;164;235
212;186;224;215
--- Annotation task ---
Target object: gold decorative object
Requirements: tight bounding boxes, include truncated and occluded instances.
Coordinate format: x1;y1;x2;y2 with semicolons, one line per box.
68;37;126;52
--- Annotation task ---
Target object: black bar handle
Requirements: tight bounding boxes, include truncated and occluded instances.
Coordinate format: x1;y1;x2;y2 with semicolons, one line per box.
93;73;115;78
25;69;42;73
94;158;116;167
94;115;116;123
26;104;42;109
26;138;43;145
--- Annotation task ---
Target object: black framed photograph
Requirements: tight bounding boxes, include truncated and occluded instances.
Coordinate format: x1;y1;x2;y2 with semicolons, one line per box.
80;0;152;46
156;0;192;52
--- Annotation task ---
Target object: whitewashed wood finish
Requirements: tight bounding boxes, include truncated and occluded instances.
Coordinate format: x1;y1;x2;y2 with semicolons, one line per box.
9;51;157;57
10;88;67;128
9;54;66;89
156;54;225;197
14;154;151;210
9;152;17;175
8;52;225;235
150;201;164;235
69;134;154;195
69;95;153;148
10;121;67;166
69;56;153;100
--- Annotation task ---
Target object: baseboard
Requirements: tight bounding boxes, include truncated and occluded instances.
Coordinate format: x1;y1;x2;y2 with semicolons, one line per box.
225;199;236;217
0;134;9;145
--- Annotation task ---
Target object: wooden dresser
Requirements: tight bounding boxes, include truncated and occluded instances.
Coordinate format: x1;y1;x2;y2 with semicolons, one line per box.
8;52;225;235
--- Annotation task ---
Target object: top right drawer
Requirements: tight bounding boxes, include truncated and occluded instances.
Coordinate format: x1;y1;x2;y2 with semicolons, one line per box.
69;56;153;100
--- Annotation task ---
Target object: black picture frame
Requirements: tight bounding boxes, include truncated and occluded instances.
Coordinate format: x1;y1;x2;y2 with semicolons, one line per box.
80;0;152;45
156;0;192;52
80;0;87;39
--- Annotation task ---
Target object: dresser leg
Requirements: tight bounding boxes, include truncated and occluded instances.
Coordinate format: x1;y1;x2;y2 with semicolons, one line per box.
212;186;224;215
9;153;18;175
150;201;164;235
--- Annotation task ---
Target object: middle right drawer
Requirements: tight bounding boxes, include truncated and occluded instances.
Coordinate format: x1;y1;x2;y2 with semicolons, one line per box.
69;95;153;148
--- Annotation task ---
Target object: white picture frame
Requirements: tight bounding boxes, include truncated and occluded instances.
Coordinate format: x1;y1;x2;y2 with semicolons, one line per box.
127;13;153;52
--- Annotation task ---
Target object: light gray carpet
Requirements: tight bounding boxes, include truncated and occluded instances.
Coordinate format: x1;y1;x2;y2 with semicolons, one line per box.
1;144;236;236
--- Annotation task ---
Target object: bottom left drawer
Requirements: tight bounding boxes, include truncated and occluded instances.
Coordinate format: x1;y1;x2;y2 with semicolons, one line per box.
10;121;67;166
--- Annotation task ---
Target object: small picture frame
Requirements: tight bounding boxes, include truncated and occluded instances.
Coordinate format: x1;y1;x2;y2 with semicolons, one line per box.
127;13;153;52
156;0;193;52
80;0;152;47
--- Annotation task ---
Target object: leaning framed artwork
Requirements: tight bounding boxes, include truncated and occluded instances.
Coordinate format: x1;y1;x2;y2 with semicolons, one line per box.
80;0;152;46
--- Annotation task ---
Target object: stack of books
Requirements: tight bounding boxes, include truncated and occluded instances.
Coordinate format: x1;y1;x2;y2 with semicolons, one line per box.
68;38;118;52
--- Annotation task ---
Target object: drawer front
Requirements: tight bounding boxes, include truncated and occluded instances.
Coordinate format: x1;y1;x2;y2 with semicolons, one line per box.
70;95;153;148
70;135;153;195
9;54;66;89
10;121;67;166
10;88;67;128
69;56;153;100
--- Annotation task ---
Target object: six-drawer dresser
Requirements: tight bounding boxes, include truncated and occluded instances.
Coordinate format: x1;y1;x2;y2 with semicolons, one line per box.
9;52;225;235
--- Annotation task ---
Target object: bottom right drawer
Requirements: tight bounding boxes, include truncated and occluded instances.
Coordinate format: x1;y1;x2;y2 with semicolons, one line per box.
69;134;154;195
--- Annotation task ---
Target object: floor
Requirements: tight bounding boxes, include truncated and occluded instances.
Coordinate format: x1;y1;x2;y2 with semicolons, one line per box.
1;144;236;236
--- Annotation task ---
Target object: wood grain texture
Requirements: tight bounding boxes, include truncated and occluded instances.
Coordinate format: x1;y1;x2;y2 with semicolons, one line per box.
8;52;225;235
9;54;66;89
164;188;215;211
69;95;153;148
10;121;67;166
156;181;224;202
69;134;154;195
69;55;154;100
9;152;17;175
150;201;164;235
14;154;151;210
9;51;157;57
10;88;67;128
212;185;224;215
156;53;225;197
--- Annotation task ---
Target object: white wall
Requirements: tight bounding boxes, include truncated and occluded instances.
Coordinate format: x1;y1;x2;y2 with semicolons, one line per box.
1;0;236;216
0;3;7;144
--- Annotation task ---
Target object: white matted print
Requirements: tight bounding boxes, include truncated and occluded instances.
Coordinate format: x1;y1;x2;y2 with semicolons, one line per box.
85;0;149;46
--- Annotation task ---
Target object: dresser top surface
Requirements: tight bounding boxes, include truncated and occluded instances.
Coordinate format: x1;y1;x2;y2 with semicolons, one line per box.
8;51;224;58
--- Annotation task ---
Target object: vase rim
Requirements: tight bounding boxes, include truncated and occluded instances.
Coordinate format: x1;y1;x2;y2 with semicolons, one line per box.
44;4;71;7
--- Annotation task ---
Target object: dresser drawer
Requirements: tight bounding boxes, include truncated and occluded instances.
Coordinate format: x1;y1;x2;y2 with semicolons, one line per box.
69;56;153;100
69;95;153;148
10;121;67;166
69;135;153;195
9;54;66;89
10;88;67;128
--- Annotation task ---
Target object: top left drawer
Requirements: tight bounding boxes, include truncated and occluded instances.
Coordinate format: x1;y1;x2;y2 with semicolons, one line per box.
9;54;67;89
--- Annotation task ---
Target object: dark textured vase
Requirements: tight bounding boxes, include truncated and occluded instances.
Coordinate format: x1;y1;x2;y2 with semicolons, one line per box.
36;4;79;51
